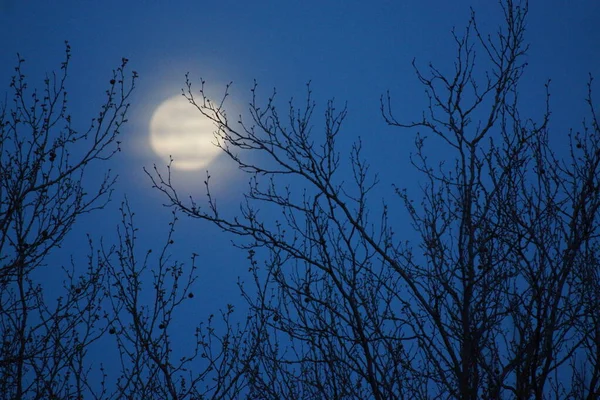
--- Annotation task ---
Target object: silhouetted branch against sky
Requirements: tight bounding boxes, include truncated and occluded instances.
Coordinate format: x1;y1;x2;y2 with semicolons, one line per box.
1;0;599;398
152;1;600;398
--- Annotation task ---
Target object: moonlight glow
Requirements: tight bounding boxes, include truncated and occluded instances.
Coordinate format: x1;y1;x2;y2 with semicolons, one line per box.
149;95;221;170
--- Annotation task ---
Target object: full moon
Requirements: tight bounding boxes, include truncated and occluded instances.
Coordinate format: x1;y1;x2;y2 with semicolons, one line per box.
149;95;221;170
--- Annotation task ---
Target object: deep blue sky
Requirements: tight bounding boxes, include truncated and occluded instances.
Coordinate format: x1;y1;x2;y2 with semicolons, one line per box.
1;0;599;384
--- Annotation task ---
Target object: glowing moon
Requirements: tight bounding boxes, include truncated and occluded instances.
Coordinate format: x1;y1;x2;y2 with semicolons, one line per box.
149;95;221;170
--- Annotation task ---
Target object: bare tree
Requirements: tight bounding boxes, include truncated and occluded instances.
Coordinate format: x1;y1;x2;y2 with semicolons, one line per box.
151;0;600;398
97;198;256;400
0;43;257;400
0;42;136;399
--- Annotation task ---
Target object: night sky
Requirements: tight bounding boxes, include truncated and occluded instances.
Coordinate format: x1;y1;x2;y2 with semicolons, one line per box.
1;0;599;389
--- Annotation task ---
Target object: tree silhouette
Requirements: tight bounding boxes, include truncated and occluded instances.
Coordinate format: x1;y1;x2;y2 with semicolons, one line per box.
3;1;599;399
151;1;600;398
99;198;255;399
0;42;136;398
0;44;255;400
